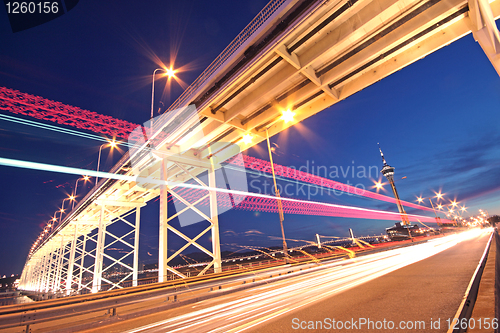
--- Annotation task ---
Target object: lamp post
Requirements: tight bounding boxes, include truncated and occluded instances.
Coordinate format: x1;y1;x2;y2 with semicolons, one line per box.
95;141;117;186
428;198;441;225
265;128;288;263
73;175;90;209
262;109;295;264
150;67;176;136
47;216;57;234
151;68;164;120
58;196;75;226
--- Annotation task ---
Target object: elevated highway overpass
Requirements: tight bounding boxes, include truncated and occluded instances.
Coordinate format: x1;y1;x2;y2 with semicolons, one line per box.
17;0;500;296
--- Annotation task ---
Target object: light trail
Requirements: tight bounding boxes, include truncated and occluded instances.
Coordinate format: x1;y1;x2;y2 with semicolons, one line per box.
0;157;449;224
0;114;109;143
1;112;391;208
228;155;434;212
125;229;491;333
3;112;396;211
1;87;436;213
0;87;139;140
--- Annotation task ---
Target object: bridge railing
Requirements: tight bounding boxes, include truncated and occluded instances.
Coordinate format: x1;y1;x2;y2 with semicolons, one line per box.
3;258;325;331
164;0;288;114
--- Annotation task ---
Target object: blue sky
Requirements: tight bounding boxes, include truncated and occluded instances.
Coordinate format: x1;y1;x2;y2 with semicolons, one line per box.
0;1;499;275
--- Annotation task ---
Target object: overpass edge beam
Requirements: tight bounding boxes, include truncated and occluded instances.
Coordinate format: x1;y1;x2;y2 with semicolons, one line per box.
468;0;500;75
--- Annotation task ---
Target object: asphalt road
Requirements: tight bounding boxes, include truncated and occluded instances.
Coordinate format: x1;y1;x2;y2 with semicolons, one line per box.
105;230;492;333
248;230;491;333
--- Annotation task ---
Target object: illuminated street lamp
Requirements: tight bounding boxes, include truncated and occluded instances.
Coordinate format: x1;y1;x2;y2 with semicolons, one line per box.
58;207;65;225
58;195;75;225
151;67;176;119
265;128;288;263
280;109;295;124
73;175;91;209
242;133;253;145
95;140;118;186
435;191;443;200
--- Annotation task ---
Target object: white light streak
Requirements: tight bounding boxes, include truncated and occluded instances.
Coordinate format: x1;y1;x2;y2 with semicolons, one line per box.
0;157;439;222
125;229;490;333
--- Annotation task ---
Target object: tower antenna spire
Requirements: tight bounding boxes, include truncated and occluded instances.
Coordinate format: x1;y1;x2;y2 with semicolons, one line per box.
378;143;387;166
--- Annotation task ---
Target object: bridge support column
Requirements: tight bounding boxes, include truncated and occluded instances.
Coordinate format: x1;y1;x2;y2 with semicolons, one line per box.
45;243;55;292
38;251;48;292
42;251;49;292
24;261;34;291
78;234;87;292
54;236;65;291
133;206;141;286
92;206;105;293
209;156;222;274
159;159;169;283
89;201;143;292
65;224;78;295
157;151;223;281
25;263;33;291
20;261;29;290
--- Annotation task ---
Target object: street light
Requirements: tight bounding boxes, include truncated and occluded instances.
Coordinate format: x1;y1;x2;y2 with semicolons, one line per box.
96;140;118;186
241;133;253;145
280;109;295;124
151;67;176;120
265;128;288;263
73;175;91;209
58;195;76;226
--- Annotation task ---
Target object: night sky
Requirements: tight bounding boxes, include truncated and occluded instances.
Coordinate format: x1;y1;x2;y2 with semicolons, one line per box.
1;1;499;276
